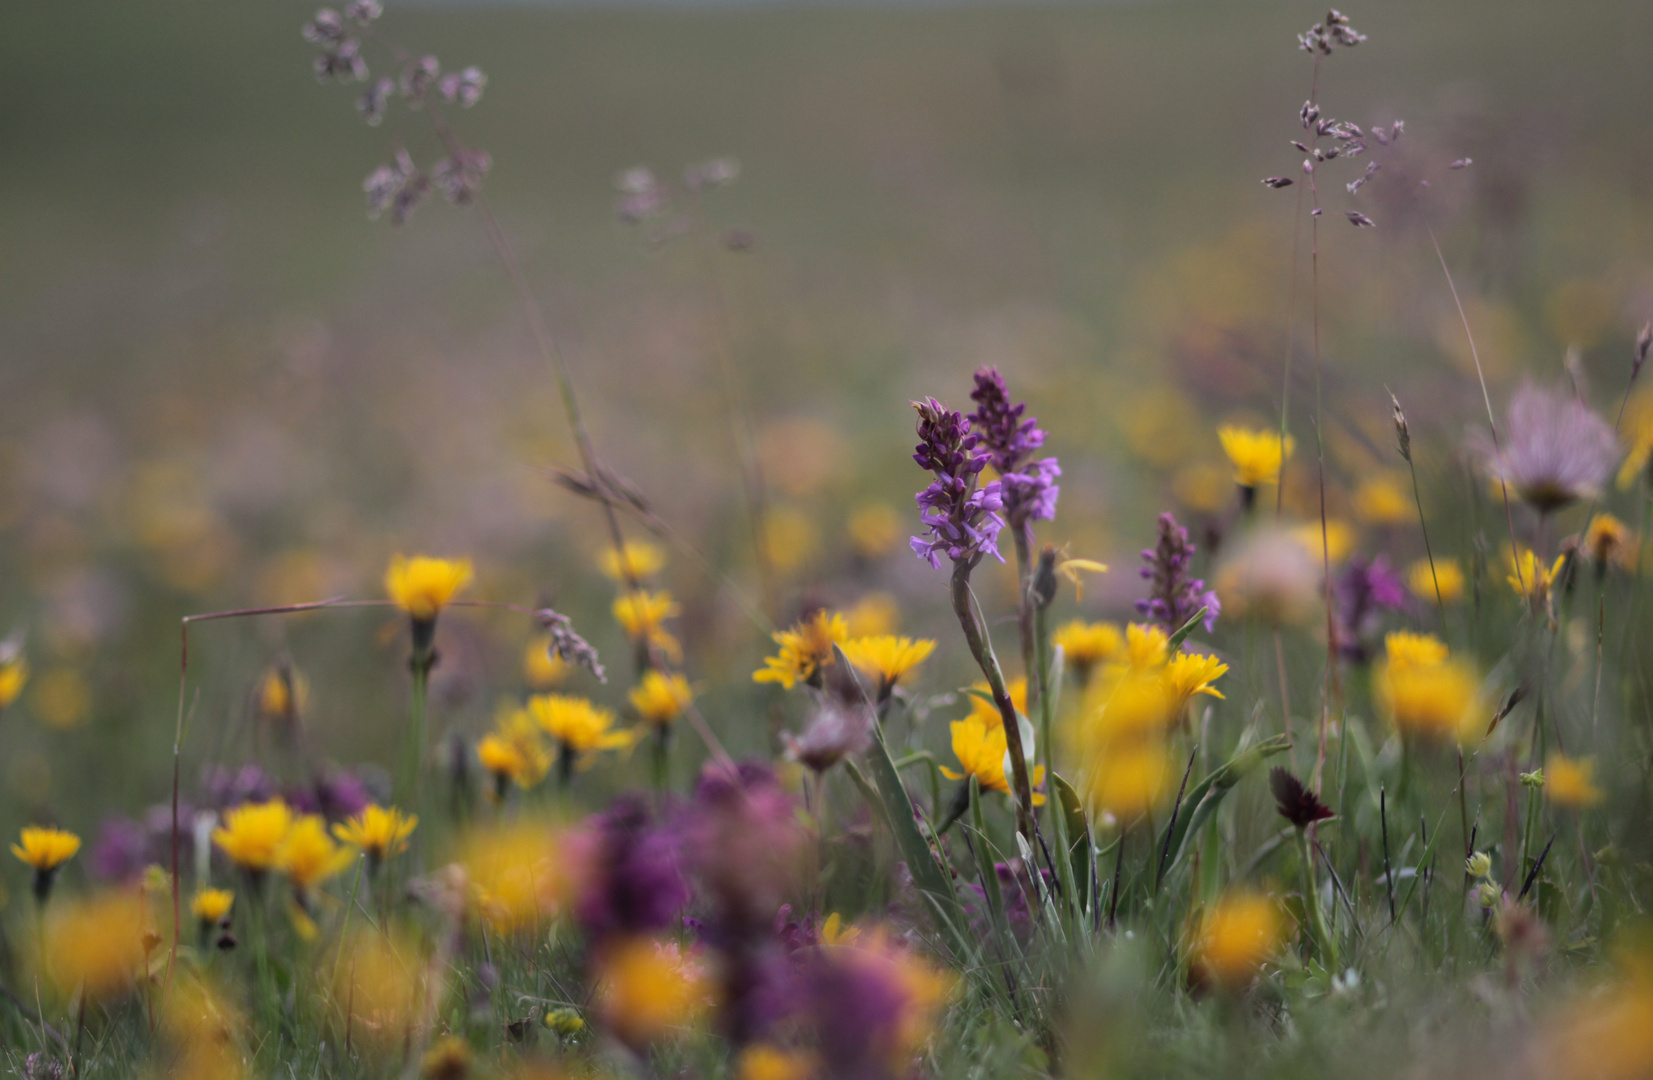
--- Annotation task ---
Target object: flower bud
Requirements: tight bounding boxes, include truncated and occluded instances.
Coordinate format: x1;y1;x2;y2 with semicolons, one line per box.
1465;851;1492;879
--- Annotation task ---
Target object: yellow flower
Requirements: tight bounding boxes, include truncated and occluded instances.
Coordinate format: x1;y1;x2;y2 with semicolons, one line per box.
523;636;570;690
1088;740;1172;822
1056;557;1110;602
629;670;694;727
1218;426;1294;488
819;911;860;946
421;1035;472;1080
1190;891;1282;990
1375;633;1480;744
1172;461;1233;513
40;891;149;1001
1122;623;1169;671
212;799;294;873
1506;547;1566;606
1406;557;1465;604
527;694;636;756
191;887;234;925
1163;651;1228;706
384;555;474;622
738;1044;819;1080
613;590;683;664
1053;621;1123;680
594;936;709;1044
939;718;1046;804
964;677;1028;730
33;667;90;730
847;503;900;559
333;804;418;864
333;930;437;1049
1545;753;1604;810
256;666;308;724
843;592;899;638
279;814;354;892
1582;513;1632;567
1289;518;1356;565
478;728;551;795
0;647;28;711
753;610;848;690
1617;389;1653;490
456;820;582;934
763;506;820;575
12;825;80;873
600;540;666;582
1353;474;1413;525
840;635;936;693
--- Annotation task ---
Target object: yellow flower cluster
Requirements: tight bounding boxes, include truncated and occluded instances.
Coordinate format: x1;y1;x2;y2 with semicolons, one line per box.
478;707;554;795
0;645;29;712
1374;631;1481;745
212;797;412;891
1506;546;1566;609
1053;620;1124;683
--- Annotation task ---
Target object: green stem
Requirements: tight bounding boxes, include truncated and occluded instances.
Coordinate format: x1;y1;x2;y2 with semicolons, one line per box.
949;562;1037;842
1296;827;1337;966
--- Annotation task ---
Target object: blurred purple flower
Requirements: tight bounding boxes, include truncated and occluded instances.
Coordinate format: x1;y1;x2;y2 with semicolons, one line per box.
1482;381;1617;514
1137;512;1221;633
575;795;689;940
680;761;803;930
1331;554;1408;663
202;764;274;810
89;817;148;883
910;398;1005;569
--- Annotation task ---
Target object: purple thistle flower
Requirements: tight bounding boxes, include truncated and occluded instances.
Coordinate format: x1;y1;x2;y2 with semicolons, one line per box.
969;368;1061;530
1481;381;1618;514
910;398;1006;568
1330;554;1408;663
1136;512;1221;633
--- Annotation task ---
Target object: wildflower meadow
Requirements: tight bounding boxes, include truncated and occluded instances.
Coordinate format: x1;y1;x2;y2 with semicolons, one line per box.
5;2;1653;1078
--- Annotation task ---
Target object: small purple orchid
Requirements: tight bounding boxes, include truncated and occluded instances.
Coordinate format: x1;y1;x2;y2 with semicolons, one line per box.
910;397;1006;568
1137;512;1221;633
969;368;1061;531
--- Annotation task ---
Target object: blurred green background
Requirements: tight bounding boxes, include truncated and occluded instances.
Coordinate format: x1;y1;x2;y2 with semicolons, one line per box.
2;0;1651;832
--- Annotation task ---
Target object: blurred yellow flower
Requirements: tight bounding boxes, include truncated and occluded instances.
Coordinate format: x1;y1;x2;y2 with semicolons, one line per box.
965;677;1027;730
1172;461;1232;514
600;540;666;582
613;590;683;664
455;820;581;934
1506;546;1566;607
819;911;861;946
1218;426;1294;488
1538;946;1653;1080
939;718;1045;804
841;635;936;693
191;887;234;926
594;936;709;1044
527;694;636;757
256;666;308;724
843;592;900;638
421;1035;472;1080
763;506;819;575
332;930;436;1049
1053;621;1123;681
0;647;29;711
1384;630;1451;670
1290;518;1355;565
848;503;901;560
629;670;694;727
738;1044;819;1080
1122;623;1169;671
478;725;551;795
523;636;571;690
753;610;848;690
12;824;80;874
33;667;90;730
1087;740;1172;822
1163;651;1228;707
1546;753;1604;810
333;804;418;865
1582;513;1632;568
1405;557;1464;604
1190;891;1282;990
279;814;354;892
40;891;149;1001
1375;632;1481;745
212;799;294;873
1353;474;1412;525
384;555;473;622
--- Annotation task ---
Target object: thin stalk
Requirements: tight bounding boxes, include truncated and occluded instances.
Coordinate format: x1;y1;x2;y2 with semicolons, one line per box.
1404;448;1447;625
949;562;1037;840
1296;826;1337;966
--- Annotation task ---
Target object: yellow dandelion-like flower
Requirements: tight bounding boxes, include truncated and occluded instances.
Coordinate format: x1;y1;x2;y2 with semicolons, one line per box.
613;590;683;665
1053;621;1124;681
1163;651;1228;707
384;555;473;622
847;503;901;560
1582;513;1632;568
1289;518;1356;565
1506;547;1566;607
421;1035;472;1080
1374;633;1481;745
333;804;418;865
332;930;437;1049
41;891;149;1001
1353;474;1412;525
1218;426;1295;488
1545;753;1604;810
594;936;710;1045
964;677;1028;730
1406;557;1465;604
843;592;900;638
600;540;666;583
1190;891;1282;990
840;635;937;693
0;647;29;711
477;725;552;796
1121;623;1170;672
753;610;848;690
526;694;637;756
278;814;354;892
1617;389;1653;490
212;799;293;873
12;825;80;874
938;718;1046;804
523;635;571;690
456;820;582;934
191;887;234;926
1383;630;1451;670
256;665;308;725
629;670;694;727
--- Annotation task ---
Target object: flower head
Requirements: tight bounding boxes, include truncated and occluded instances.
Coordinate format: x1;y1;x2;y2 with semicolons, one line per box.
600;540;666;582
1353;474;1412;525
1214;526;1321;625
1163;651;1228;707
839;635;936;695
1053;621;1123;682
753;610;848;690
612;591;683;664
456;820;582;934
1482;381;1617;513
574;796;688;940
1330;554;1409;663
528;694;636;757
628;670;694;727
1269;767;1333;829
13;826;81;874
40;892;149;1001
964;676;1027;730
1136;512;1220;633
191;887;234;926
939;718;1046;803
970;368;1060;529
477;709;552;796
333;804;418;865
806;929;955;1077
384;555;473;622
1218;426;1294;488
212;799;294;874
909;397;1005;568
1189;891;1283;991
1506;546;1567;610
1406;557;1465;604
1374;632;1481;744
0;640;27;711
523;636;570;690
278;814;354;892
593;936;709;1045
1581;513;1632;569
1545;752;1604;810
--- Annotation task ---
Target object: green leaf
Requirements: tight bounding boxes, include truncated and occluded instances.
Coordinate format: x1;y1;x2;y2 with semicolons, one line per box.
1157;732;1291;877
1051;772;1092;902
1165;607;1210;653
